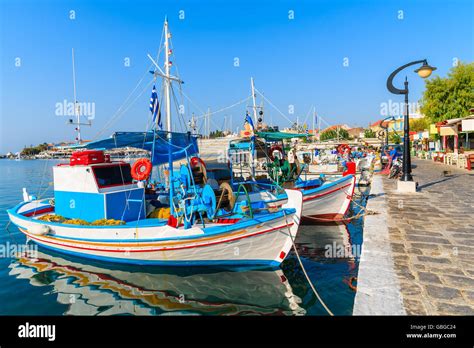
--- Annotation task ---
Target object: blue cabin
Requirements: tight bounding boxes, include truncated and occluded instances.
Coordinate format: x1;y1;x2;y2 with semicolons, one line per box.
53;151;145;223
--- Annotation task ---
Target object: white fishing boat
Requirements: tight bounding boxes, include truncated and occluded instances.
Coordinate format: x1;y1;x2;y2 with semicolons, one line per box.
294;174;356;223
6;19;302;267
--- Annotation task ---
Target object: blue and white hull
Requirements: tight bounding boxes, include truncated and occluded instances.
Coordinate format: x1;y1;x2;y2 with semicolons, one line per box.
7;190;302;267
295;174;356;222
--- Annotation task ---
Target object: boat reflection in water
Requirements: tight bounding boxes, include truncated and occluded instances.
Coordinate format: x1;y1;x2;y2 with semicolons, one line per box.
8;249;305;316
281;222;359;315
8;222;359;316
295;223;356;261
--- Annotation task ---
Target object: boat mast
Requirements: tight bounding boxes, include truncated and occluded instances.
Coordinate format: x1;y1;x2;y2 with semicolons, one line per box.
164;18;172;133
312;106;316;143
250;77;258;126
207;107;210;138
163;17;175;216
249;78;258;177
318;113;321;142
72;48;81;144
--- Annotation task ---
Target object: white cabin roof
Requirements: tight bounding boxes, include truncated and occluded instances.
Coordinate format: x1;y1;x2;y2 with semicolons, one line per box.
53;162;137;193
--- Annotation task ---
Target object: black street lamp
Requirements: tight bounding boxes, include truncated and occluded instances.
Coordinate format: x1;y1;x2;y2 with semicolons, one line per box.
381;115;395;147
386;60;436;181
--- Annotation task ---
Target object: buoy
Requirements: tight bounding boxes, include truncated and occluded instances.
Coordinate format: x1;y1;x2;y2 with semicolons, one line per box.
269;145;283;161
337;144;351;155
131;158;152;181
22;188;30;202
29;224;50;236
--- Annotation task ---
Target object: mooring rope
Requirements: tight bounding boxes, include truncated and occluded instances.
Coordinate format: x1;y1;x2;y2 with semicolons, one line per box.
283;211;334;316
4;221;20;245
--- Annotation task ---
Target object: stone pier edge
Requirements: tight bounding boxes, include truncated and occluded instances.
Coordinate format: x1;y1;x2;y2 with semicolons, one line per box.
353;175;406;315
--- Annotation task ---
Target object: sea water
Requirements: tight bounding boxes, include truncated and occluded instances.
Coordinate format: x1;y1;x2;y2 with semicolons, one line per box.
0;159;366;316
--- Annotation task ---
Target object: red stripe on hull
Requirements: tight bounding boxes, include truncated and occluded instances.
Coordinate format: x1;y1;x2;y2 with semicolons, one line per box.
23;206;54;217
341;176;356;217
22;223;294;253
301;213;344;224
300;182;351;202
301;176;356;224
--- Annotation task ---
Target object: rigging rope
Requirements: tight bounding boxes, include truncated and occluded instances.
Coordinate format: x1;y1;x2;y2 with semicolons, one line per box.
194;96;251;120
282;210;334;316
254;87;334;130
170;83;187;132
93;75;155;140
254;87;294;125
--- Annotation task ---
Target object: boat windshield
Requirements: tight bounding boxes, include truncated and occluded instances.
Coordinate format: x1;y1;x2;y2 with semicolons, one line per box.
92;164;133;188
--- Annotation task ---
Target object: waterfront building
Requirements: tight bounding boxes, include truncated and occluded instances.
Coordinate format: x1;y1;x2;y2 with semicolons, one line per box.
432;112;474;153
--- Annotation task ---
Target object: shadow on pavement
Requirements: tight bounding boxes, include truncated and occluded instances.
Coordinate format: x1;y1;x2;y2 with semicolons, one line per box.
417;174;462;190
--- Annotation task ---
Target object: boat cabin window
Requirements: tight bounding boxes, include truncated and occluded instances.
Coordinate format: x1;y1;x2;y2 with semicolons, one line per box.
92;164;133;188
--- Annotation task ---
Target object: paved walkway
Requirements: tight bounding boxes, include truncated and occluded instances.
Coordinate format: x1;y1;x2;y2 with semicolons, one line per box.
383;158;474;315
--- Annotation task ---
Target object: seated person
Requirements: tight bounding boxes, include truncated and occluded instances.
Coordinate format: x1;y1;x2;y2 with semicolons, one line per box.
389;146;399;167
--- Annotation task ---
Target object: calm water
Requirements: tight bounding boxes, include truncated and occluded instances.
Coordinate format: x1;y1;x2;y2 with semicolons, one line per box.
0;159;367;316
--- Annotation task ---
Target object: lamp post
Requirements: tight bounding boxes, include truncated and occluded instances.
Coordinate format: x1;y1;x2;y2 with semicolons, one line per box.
386;60;436;182
381;116;395;147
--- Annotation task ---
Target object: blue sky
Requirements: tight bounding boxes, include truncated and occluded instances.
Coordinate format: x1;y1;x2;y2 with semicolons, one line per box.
0;0;473;152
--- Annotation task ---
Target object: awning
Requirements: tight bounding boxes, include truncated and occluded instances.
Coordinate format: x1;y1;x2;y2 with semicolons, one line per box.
429;124;439;135
439;126;457;136
256;131;307;141
72;131;199;165
445;118;464;125
462;119;474;132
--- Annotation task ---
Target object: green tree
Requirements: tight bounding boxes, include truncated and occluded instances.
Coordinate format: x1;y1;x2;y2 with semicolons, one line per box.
420;62;474;123
389;132;402;144
21;143;49;156
209;130;225;138
409;117;430;132
320;128;349;141
364;129;376;138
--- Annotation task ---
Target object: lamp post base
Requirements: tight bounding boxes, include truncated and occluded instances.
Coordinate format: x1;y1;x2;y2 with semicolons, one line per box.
397;180;418;193
400;173;414;182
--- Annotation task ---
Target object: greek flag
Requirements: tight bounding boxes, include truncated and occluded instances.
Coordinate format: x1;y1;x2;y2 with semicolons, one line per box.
149;85;162;129
244;112;255;130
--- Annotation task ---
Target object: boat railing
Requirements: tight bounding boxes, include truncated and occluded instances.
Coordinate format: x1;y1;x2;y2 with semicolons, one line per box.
233;180;285;196
233;183;254;219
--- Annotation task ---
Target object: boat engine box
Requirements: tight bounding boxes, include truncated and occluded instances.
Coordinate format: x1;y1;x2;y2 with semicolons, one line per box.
70;150;111;166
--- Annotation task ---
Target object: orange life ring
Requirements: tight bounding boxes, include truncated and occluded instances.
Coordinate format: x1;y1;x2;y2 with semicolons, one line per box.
337;144;351;155
190;156;207;184
131;158;152;181
269;145;283;161
190;156;206;169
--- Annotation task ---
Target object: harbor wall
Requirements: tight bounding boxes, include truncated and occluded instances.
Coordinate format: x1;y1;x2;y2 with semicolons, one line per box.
353;175;406;315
